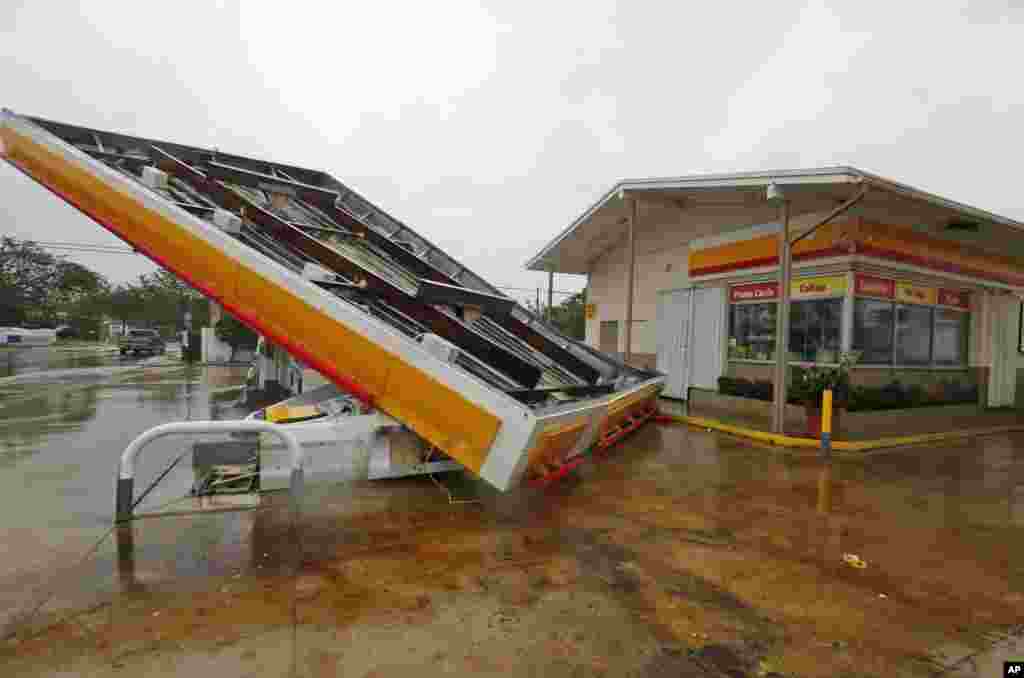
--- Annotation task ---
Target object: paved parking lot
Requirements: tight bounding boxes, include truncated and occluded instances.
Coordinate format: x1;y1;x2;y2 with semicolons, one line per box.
1;355;1023;676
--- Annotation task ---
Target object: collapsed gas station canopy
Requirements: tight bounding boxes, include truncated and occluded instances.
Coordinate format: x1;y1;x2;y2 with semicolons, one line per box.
0;111;664;491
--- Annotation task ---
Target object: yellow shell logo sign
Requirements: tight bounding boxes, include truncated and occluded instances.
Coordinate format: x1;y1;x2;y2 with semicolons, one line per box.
790;275;847;299
895;282;938;306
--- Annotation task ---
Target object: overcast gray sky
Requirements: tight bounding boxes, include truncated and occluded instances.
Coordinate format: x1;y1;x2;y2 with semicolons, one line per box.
2;0;1022;306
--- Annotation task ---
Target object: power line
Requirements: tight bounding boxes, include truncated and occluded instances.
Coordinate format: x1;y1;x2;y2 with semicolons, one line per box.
33;240;130;247
31;243;584;296
35;242;132;249
33;240;136;254
41;246;138;255
493;285;579;296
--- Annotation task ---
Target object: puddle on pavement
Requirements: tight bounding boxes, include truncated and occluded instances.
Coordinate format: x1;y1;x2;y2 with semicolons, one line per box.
0;347;116;380
1;357;1024;676
0;354;253;642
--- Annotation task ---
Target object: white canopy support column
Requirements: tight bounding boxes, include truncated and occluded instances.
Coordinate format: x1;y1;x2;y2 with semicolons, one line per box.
624;196;638;364
771;198;792;433
547;269;554;322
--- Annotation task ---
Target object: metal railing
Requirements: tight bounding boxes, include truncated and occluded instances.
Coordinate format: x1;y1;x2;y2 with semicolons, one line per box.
116;420;305;522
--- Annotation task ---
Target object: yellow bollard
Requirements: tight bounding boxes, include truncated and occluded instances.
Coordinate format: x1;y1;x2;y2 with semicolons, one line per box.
821;389;833;456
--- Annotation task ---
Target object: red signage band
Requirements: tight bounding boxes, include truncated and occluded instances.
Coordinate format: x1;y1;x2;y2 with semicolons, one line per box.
854;274;895;299
937;288;970;310
730;282;779;302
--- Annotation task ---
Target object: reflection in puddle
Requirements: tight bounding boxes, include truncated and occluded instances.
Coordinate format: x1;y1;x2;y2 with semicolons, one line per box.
0;348;112;379
0;359;252;531
115;524;137;593
817;463;832;514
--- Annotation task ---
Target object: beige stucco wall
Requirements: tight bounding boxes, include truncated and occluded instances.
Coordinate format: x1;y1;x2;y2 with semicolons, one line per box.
584;206;837;354
585;223;689;352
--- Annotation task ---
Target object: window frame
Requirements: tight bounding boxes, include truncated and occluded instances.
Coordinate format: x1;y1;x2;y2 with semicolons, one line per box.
727;294;845;365
727;300;779;362
852;296;969;368
788;297;843;364
852;296;895;366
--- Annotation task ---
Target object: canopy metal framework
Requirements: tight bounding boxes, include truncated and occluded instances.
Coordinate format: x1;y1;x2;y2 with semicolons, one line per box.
1;111;663;490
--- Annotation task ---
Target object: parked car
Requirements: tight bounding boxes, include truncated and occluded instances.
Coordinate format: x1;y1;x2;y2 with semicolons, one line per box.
119;329;166;356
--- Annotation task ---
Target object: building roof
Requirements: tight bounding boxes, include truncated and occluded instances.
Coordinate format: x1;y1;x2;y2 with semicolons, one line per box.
526;166;1024;274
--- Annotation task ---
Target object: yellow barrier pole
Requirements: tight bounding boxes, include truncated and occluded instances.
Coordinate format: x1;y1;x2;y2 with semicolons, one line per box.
821;389;833;457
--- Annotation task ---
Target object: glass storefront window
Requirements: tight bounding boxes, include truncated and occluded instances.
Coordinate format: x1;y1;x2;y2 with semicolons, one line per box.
728;303;777;361
854;298;969;366
729;299;841;362
853;298;894;364
895;304;933;365
933;309;968;366
729;291;969;367
789;299;842;363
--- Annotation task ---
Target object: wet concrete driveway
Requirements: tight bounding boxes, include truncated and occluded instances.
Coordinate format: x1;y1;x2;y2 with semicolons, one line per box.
1;354;1023;676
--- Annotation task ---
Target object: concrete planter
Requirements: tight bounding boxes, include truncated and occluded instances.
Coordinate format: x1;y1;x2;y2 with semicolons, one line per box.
689;389;804;419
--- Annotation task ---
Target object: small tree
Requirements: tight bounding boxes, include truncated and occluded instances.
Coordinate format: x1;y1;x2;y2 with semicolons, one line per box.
0;237;109;326
214;312;258;362
548;291;586;340
789;351;861;408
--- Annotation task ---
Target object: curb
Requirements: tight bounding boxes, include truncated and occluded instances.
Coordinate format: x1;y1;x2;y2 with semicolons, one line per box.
655;413;1024;454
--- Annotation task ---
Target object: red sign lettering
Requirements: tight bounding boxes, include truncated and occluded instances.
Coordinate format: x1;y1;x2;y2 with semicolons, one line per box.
854;274;894;299
730;282;779;302
938;288;970;310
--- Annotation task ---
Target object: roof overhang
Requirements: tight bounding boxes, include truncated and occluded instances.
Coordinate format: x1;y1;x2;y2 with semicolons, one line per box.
527;166;1024;274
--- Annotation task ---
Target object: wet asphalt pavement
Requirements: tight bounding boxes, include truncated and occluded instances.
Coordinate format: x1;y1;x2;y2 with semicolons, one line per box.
0;345;249;524
0;346;1023;677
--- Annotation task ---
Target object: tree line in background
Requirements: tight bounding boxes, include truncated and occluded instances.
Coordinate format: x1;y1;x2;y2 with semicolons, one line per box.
525;290;586;340
0;236;209;338
2;234;583;346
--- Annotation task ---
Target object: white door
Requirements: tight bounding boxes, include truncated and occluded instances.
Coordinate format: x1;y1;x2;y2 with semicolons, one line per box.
656;288;691;399
989;295;1017;407
689;287;726;390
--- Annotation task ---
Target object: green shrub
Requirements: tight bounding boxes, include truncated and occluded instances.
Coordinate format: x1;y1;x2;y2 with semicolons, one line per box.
718;376;777;402
846;379;979;411
719;369;980;411
214;313;258;361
